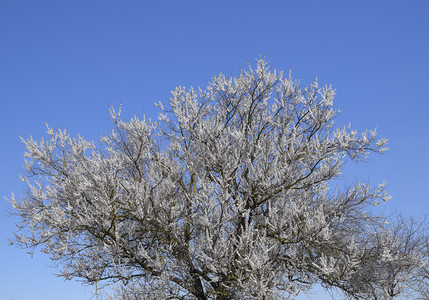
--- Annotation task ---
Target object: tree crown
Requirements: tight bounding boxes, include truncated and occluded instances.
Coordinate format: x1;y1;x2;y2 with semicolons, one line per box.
9;59;427;299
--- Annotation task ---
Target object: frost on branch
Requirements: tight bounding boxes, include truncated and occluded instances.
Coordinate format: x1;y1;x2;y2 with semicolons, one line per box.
8;59;427;299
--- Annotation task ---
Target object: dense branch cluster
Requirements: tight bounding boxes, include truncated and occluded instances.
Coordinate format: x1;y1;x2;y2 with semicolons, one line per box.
10;59;428;299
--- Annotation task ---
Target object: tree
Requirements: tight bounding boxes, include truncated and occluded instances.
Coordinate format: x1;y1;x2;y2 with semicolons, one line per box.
339;215;429;299
9;59;428;299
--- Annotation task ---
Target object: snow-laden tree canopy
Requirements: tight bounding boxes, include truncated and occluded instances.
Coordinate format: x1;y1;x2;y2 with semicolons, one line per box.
10;59;428;299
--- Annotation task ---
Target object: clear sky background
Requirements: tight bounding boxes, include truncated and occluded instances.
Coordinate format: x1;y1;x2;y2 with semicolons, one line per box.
1;1;428;299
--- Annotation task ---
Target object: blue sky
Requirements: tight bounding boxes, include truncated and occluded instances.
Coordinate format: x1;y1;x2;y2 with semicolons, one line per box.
1;1;428;299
